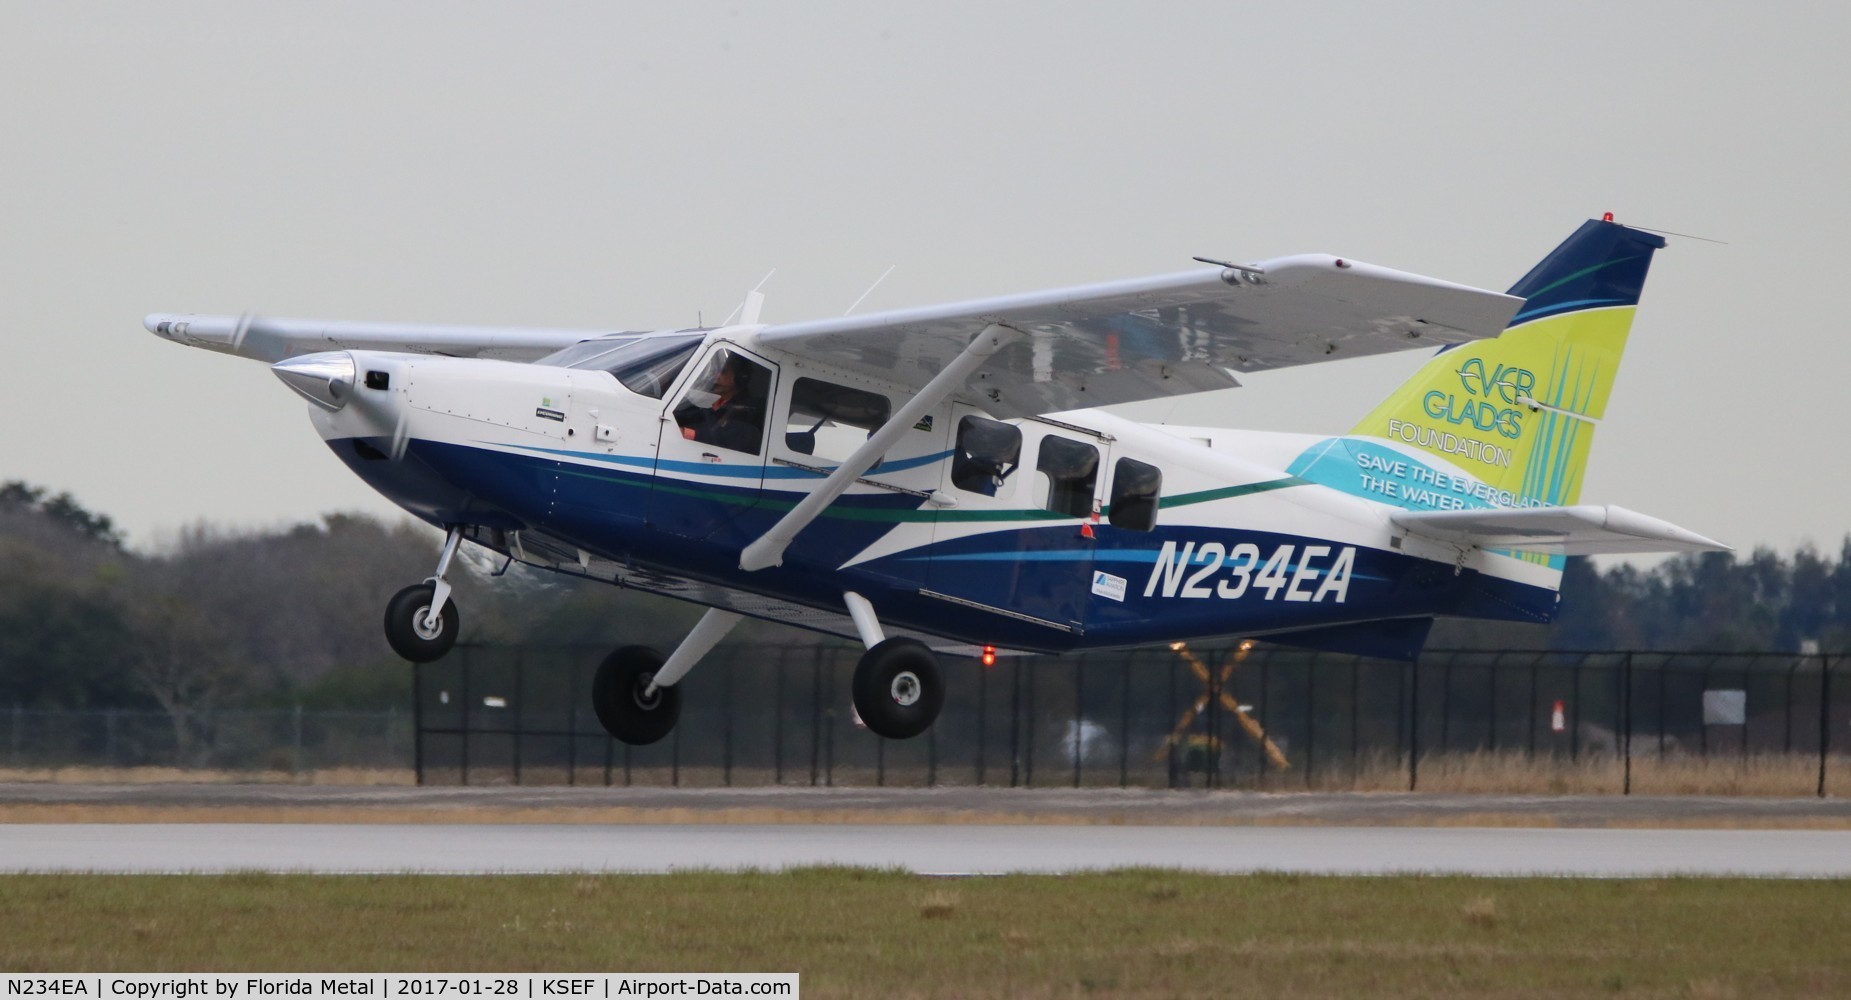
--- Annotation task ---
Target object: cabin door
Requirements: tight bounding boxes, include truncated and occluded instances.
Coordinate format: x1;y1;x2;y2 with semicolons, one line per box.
649;343;776;545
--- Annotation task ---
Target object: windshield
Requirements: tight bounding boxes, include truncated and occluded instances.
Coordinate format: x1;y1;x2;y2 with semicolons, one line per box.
535;333;705;399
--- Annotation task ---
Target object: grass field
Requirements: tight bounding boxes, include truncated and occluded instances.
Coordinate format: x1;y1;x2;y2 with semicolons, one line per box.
2;871;1847;997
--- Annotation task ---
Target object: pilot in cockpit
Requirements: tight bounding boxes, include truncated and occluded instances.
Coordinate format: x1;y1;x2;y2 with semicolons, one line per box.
675;352;766;455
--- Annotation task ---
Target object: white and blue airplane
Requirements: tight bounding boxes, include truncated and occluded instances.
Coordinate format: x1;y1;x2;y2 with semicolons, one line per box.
147;216;1724;744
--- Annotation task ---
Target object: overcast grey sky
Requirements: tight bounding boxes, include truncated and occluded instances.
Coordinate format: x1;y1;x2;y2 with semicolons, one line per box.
3;2;1845;556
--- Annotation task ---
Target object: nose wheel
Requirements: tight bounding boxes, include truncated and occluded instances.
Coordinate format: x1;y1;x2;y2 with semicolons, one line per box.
852;637;944;739
384;525;465;662
384;582;460;662
592;645;682;745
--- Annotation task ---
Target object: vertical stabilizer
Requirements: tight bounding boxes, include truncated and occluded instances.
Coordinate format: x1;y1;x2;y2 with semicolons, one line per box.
1349;218;1667;508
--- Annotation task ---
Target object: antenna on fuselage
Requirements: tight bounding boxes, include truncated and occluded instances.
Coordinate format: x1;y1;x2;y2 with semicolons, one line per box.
720;269;778;326
843;264;897;316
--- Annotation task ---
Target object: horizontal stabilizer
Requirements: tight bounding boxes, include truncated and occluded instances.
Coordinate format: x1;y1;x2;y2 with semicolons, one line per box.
1390;504;1729;556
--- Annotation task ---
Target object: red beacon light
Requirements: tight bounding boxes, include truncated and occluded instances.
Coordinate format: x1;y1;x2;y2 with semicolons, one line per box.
981;645;997;668
1602;212;1615;222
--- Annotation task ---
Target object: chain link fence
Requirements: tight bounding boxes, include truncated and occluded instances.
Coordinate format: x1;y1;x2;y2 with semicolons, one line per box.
412;645;1847;797
5;646;1841;795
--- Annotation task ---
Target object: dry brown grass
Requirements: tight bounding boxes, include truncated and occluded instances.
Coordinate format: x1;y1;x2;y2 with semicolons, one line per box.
8;752;1847;797
1312;750;1847;797
0;766;415;786
1;754;1847;829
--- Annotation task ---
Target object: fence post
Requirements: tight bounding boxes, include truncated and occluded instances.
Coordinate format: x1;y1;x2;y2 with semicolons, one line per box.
1256;651;1271;788
412;662;425;786
1820;654;1832;800
292;704;304;778
1304;653;1318;791
1439;653;1453;756
1569;655;1582;762
1206;649;1221;790
1409;655;1421;792
1785;656;1800;756
1739;657;1750;764
810;652;822;787
976;658;988;786
1480;651;1495;755
1699;659;1712;757
511;653;524;786
1010;658;1022;788
460;648;472;787
1622;652;1633;796
1120;656;1131;789
927;715;937;788
1349;657;1361;790
722;656;734;788
1072;657;1083;789
773;649;786;785
1166;653;1180;789
564;657;578;788
1025;657;1037;787
1527;654;1540;758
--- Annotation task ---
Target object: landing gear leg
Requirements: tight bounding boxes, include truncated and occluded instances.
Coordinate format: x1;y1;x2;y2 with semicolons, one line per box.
845;591;943;740
383;525;464;662
591;608;742;745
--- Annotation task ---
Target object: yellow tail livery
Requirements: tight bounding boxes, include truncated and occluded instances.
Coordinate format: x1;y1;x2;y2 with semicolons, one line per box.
1350;218;1666;508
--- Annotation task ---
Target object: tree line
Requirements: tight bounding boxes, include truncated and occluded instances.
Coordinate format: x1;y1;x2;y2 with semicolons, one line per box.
1;480;1846;731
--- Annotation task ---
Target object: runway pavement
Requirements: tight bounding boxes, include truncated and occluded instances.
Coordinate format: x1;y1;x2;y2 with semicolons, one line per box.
3;783;1850;876
4;822;1850;876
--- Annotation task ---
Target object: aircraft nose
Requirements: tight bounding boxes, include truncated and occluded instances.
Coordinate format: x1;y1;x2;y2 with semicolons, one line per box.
271;352;356;411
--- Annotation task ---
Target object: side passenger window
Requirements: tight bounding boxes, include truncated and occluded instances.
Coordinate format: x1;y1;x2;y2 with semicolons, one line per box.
785;378;891;463
1037;436;1098;517
951;416;1021;496
1108;457;1162;531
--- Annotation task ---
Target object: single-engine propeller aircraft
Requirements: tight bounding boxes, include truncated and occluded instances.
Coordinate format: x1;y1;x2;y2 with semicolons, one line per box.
147;216;1724;744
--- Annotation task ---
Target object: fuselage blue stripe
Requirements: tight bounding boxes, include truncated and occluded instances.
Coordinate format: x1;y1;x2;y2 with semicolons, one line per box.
498;442;954;480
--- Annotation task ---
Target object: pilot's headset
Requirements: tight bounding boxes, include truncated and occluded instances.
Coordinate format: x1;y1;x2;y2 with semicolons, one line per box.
725;354;757;401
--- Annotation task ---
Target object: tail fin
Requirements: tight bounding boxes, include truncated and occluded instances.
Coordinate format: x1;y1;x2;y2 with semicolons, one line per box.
1348;218;1667;508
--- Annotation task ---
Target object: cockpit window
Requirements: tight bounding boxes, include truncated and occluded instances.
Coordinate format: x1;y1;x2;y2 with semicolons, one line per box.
536;333;705;399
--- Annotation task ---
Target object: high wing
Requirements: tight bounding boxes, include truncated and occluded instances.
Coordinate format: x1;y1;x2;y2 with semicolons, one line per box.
143;313;625;363
756;255;1523;418
1391;505;1730;556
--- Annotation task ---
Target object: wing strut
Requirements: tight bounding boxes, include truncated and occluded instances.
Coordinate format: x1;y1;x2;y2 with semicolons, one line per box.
739;323;1023;571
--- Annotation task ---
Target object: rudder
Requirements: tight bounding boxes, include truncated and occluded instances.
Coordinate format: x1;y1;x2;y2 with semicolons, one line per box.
1348;218;1668;508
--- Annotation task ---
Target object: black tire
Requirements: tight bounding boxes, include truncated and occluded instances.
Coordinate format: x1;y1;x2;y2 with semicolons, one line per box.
383;583;460;662
592;645;681;745
852;638;944;740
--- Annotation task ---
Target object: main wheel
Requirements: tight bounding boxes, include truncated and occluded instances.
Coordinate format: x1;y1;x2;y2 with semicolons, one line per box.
383;583;460;662
592;645;681;745
852;638;944;740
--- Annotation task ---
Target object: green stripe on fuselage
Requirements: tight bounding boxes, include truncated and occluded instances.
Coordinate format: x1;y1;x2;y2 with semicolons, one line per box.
550;460;1307;525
